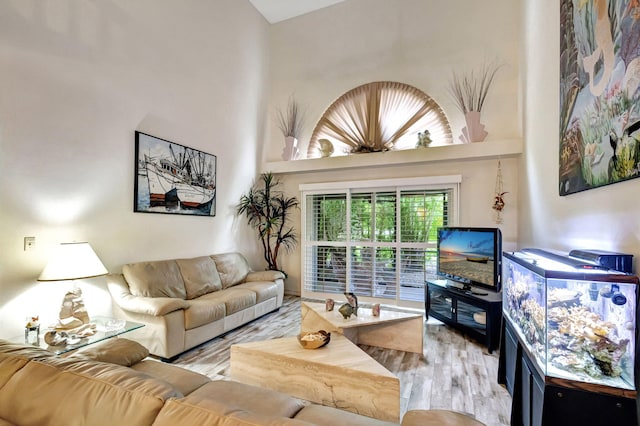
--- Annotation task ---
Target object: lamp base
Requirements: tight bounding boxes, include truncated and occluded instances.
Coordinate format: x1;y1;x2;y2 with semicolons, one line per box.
57;287;90;330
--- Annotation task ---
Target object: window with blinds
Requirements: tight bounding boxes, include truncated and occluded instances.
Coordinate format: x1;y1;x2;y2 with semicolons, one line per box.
301;177;458;307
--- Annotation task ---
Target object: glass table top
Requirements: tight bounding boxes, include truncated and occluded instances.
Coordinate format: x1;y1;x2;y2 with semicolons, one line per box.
22;316;144;355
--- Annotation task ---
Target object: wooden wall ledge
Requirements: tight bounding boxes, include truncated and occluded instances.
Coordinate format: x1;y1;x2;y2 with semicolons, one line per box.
261;139;523;174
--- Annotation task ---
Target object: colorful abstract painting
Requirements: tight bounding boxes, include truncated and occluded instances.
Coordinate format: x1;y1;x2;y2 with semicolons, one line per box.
559;0;640;195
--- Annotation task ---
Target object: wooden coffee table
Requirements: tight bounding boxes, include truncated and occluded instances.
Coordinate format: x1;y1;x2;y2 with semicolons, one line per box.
230;333;400;421
301;301;424;355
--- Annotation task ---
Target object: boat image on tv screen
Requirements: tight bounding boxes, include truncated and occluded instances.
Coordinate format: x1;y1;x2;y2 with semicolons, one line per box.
437;228;501;289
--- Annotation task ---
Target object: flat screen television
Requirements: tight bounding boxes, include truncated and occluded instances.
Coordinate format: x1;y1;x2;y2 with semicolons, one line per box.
436;226;502;293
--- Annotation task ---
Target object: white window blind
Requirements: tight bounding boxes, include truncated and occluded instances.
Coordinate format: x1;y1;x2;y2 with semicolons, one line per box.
301;176;459;308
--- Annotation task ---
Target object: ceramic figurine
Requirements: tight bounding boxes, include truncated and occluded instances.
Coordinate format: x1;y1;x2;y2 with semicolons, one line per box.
344;292;358;315
326;298;335;311
338;303;356;319
372;304;381;317
416;130;432;148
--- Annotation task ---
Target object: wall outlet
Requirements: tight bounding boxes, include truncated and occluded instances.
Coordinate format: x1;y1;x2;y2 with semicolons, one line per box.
24;236;36;251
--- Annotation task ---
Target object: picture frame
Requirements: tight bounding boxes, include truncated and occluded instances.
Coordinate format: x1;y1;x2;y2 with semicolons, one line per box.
134;131;216;216
559;0;640;195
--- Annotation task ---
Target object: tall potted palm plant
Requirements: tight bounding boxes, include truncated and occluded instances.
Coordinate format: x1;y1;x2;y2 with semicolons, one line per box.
237;172;299;275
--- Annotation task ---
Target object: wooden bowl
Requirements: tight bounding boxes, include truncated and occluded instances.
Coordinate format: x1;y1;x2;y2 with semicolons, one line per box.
297;330;331;349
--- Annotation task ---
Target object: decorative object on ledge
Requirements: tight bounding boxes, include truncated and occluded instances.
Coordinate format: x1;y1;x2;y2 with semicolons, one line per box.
236;172;299;276
415;130;433;148
492;160;507;224
276;95;306;161
461;111;488;144
449;61;502;143
134;132;217;216
282;136;300;161
318;138;334;157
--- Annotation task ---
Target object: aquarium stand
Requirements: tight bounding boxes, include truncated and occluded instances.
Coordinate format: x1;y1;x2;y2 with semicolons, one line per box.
425;279;502;353
499;321;638;426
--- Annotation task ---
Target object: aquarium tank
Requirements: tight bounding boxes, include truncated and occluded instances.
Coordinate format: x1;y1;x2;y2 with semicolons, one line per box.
503;249;638;391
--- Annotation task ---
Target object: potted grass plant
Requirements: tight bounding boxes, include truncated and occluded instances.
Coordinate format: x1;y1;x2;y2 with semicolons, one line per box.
276;96;305;160
448;62;502;143
236;172;299;275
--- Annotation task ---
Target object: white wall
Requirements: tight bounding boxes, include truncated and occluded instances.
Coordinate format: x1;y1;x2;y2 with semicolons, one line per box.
520;0;639;272
0;0;269;338
264;0;523;294
265;0;523;159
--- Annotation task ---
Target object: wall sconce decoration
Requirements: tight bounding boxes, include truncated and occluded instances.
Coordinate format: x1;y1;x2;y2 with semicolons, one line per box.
38;242;108;330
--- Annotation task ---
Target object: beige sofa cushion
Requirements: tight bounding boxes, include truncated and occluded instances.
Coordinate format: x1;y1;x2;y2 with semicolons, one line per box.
235;281;280;303
176;256;222;299
189;380;307;419
295;405;397;425
131;360;210;396
202;288;256;315
71;338;149;367
0;359;178;426
154;397;312;426
183;296;226;330
123;260;187;299
211;252;251;289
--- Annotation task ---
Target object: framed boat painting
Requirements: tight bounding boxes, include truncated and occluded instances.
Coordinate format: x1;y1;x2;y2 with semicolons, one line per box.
134;131;216;216
559;0;640;195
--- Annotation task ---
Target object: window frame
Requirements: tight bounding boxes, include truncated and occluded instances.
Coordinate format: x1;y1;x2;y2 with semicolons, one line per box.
300;175;461;310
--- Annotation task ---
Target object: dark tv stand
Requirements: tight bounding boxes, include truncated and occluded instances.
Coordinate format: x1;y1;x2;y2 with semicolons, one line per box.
425;279;502;353
446;283;489;296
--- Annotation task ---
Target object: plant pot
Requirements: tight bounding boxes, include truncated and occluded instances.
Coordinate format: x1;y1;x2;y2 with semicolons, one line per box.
460;111;488;143
281;136;300;161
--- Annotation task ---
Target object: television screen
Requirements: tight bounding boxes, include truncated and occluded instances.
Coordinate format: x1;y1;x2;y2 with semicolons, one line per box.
437;227;502;292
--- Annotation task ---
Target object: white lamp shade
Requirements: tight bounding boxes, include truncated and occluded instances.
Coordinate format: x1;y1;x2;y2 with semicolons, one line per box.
38;242;108;281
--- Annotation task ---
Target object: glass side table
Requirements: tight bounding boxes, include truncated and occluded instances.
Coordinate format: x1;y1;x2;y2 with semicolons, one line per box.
15;316;144;355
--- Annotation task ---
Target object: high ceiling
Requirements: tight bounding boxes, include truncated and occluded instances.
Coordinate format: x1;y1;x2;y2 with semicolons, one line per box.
248;0;346;24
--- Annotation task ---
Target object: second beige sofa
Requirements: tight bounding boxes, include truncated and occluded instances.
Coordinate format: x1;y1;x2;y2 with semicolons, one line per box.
108;252;284;359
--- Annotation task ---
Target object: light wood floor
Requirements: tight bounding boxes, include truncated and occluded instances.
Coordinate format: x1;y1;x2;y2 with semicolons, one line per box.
171;296;511;426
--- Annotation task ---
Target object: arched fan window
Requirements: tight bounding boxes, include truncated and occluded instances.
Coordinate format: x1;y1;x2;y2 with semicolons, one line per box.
307;81;452;158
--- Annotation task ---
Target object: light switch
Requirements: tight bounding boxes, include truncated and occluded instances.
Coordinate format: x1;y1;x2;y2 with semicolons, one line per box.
24;236;36;251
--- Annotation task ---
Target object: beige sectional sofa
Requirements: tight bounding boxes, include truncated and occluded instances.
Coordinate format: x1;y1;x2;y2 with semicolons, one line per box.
0;338;484;426
108;252;285;359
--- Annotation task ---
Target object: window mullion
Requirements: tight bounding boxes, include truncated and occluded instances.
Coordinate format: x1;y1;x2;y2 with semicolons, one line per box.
395;188;402;304
346;189;352;292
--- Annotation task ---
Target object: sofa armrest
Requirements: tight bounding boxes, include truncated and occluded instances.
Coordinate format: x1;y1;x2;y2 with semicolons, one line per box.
107;274;190;316
246;270;285;282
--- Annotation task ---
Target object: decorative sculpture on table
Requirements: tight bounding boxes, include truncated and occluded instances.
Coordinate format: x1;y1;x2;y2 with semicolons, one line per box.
338;292;359;319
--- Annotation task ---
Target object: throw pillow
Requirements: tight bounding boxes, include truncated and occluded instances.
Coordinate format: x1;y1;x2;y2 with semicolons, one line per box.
72;338;149;366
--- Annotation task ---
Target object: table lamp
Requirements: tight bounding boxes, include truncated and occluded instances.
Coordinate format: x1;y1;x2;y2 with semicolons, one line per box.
38;242;108;330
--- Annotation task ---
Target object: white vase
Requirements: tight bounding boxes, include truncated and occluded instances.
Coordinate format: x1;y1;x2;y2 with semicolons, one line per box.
281;136;300;161
460;111;488;143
